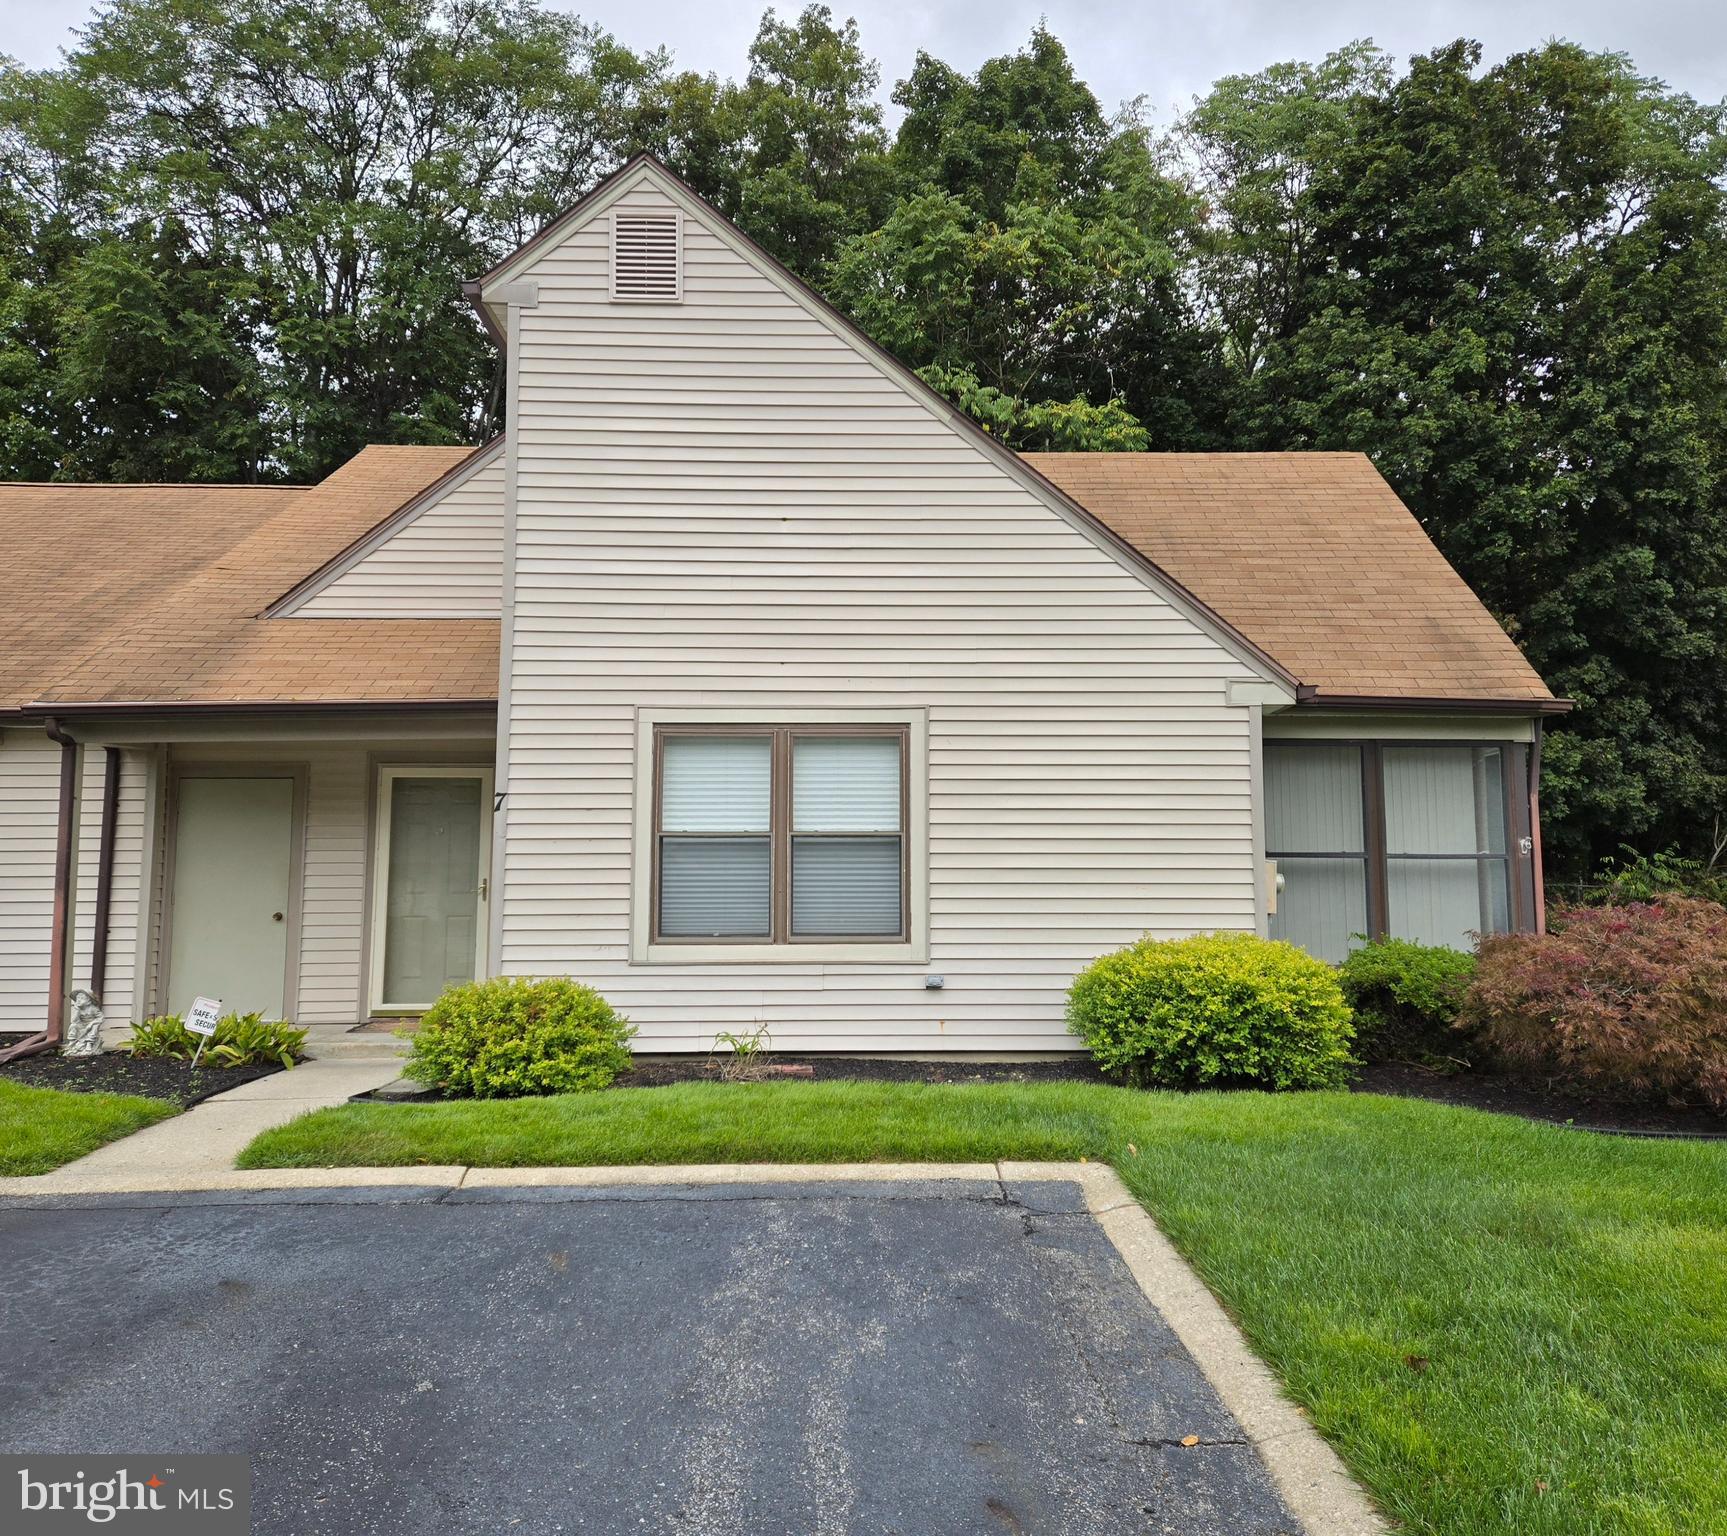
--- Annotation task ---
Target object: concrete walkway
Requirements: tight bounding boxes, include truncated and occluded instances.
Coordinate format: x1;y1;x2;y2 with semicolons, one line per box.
19;1056;402;1182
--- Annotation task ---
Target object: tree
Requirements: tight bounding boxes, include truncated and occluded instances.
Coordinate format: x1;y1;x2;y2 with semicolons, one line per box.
634;6;890;279
1;0;653;481
1190;41;1727;869
825;27;1223;451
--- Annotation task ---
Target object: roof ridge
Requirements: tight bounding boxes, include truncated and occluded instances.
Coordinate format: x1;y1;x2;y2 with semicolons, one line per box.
0;481;310;490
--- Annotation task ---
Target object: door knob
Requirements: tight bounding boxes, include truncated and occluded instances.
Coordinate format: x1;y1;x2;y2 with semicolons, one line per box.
272;912;284;922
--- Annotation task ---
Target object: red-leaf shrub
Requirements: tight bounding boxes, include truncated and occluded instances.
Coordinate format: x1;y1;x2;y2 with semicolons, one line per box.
1459;897;1727;1111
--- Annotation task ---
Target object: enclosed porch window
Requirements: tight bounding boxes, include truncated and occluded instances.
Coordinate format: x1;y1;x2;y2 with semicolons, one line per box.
1267;741;1527;961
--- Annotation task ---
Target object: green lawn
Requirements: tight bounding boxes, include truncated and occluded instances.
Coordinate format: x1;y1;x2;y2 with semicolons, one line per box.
238;1081;1727;1536
0;1077;178;1175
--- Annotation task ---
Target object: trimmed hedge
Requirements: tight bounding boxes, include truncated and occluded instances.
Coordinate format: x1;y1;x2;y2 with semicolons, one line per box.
1066;931;1355;1090
403;976;634;1098
1460;897;1727;1112
1337;938;1475;1060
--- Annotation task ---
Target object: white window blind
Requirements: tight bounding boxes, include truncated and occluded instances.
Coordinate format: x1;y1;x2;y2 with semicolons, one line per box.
791;736;902;937
659;735;771;936
661;736;770;833
792;737;900;831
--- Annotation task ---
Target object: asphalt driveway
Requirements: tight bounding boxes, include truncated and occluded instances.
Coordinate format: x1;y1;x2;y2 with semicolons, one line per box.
0;1178;1301;1534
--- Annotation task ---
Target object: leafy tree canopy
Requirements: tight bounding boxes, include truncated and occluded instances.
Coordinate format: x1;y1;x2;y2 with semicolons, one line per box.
3;6;1726;873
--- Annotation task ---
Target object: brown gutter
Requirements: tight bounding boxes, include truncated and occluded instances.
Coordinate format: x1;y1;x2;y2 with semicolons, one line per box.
89;746;121;1002
0;717;78;1064
1297;689;1574;716
18;698;497;719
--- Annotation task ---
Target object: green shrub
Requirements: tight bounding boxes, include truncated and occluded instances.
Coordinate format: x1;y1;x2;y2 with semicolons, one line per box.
1066;931;1355;1090
1337;938;1476;1061
126;1012;307;1067
403;976;635;1098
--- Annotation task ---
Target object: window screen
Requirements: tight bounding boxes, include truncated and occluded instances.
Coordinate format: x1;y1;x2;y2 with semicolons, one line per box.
1265;743;1369;964
791;737;903;936
1382;746;1509;949
657;735;771;937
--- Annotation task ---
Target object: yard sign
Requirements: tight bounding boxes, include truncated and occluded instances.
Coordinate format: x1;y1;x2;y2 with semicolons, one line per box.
186;995;222;1070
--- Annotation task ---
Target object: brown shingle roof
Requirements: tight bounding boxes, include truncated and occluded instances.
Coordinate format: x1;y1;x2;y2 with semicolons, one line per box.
1;444;1554;713
0;481;303;710
11;446;497;710
1024;451;1556;705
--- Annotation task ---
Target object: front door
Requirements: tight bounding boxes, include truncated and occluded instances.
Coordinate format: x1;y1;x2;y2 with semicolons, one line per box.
371;768;492;1012
167;775;295;1018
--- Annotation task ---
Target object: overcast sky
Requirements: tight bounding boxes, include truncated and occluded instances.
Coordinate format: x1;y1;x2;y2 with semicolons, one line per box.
3;0;1723;121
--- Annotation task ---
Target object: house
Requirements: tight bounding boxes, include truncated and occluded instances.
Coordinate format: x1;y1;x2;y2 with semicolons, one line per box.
0;155;1565;1057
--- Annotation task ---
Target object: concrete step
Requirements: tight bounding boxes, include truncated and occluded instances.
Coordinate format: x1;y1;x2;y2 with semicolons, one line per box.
298;1026;412;1062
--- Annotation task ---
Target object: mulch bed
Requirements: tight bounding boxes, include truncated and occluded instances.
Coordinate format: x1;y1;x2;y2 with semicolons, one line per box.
612;1055;1105;1089
0;1050;283;1107
1352;1060;1727;1139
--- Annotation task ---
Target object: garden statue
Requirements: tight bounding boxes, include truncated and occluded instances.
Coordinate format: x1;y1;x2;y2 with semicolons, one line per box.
63;988;106;1057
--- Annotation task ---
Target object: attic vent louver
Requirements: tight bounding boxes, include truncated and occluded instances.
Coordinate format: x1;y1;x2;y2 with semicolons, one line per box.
610;209;682;302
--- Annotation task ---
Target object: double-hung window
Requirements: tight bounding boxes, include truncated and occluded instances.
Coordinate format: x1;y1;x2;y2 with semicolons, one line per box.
653;726;908;944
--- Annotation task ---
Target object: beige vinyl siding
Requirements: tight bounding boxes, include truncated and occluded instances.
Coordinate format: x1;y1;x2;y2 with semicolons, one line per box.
497;175;1264;1051
0;728;62;1032
296;747;370;1022
69;747;150;1024
295;449;505;617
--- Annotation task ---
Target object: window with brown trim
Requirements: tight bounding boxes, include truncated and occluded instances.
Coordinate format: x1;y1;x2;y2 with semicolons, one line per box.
1267;740;1523;960
653;725;909;943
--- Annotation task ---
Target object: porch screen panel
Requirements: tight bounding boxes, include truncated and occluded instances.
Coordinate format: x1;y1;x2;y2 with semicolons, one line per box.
791;736;903;936
1266;744;1368;964
1383;746;1509;950
658;735;771;936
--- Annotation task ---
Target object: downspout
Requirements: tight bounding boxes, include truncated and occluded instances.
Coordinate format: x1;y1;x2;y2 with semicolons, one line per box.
1529;720;1547;934
89;746;121;1002
0;717;78;1063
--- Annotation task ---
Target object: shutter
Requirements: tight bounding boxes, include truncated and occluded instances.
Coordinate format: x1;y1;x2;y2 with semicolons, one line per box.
611;209;682;301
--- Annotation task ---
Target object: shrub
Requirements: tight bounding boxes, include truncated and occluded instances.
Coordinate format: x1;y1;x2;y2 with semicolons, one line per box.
1337;938;1476;1060
126;1012;307;1068
1459;898;1727;1111
1066;932;1355;1090
403;976;634;1098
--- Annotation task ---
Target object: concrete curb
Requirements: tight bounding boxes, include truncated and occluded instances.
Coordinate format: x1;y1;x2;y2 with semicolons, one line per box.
0;1158;1386;1533
1005;1161;1390;1536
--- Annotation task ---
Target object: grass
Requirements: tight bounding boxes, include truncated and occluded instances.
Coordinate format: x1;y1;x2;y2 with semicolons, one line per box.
237;1080;1727;1536
0;1077;178;1175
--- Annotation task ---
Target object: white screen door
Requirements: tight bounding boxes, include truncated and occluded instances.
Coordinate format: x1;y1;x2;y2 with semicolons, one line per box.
371;767;492;1011
168;775;295;1018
